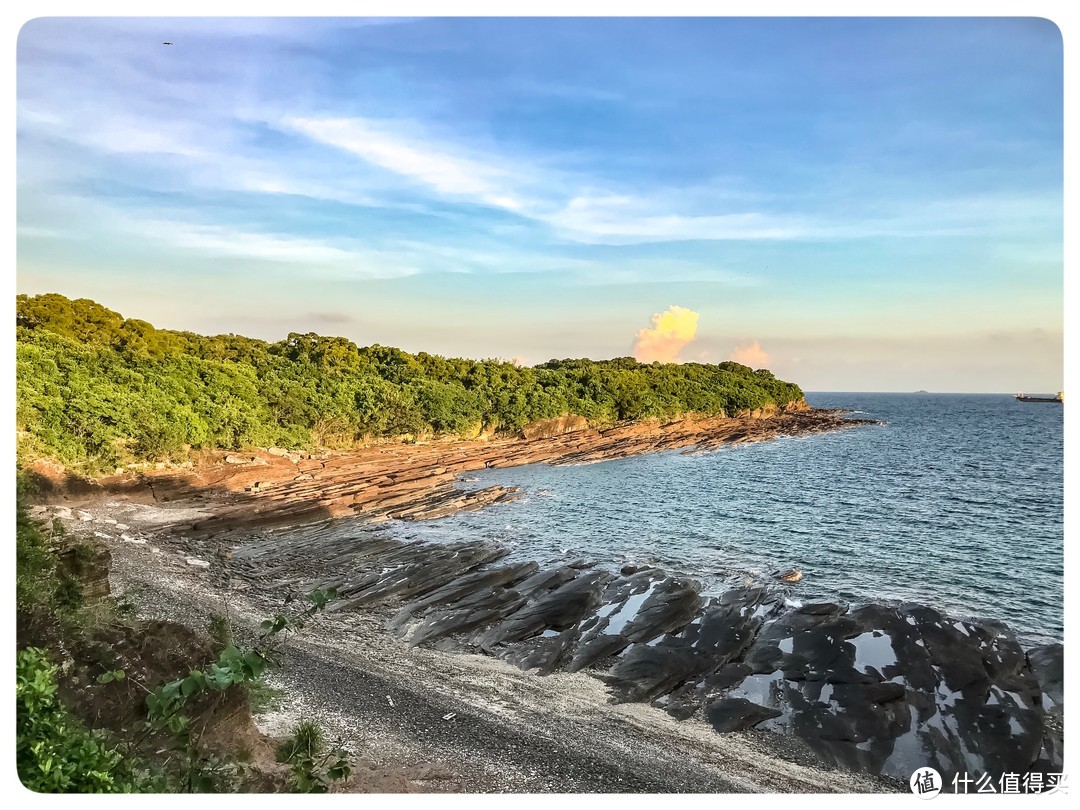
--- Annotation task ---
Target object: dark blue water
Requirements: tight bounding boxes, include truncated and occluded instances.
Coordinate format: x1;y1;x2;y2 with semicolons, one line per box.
386;394;1064;646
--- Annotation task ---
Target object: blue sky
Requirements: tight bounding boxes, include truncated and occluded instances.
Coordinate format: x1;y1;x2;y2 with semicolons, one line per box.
16;16;1063;391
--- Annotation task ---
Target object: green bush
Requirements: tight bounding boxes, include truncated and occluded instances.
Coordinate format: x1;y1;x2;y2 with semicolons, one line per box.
15;504;56;612
275;720;350;793
16;647;139;793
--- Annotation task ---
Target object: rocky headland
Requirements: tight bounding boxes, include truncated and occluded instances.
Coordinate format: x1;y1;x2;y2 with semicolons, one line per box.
30;405;868;535
28;406;1064;792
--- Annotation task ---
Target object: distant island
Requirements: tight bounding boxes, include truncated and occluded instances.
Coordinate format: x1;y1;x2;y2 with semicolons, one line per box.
914;389;929;394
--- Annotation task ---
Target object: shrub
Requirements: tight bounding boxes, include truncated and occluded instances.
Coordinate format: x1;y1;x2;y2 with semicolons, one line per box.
16;647;139;793
275;720;350;793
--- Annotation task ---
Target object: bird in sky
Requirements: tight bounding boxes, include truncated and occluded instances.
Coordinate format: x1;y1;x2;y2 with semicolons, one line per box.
162;41;172;45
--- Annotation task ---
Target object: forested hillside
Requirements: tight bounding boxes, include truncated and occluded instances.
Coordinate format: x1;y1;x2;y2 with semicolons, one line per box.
16;293;804;472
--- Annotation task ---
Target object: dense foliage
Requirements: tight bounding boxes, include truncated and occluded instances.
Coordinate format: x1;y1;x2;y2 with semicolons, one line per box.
16;647;139;793
15;489;95;631
16;293;804;471
15;493;350;793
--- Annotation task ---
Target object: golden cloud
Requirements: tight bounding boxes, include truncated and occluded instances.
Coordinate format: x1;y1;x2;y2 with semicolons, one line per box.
730;340;770;369
632;305;699;363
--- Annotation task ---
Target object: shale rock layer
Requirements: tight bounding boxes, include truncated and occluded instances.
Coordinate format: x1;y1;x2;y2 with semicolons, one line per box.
221;522;1063;788
77;408;873;537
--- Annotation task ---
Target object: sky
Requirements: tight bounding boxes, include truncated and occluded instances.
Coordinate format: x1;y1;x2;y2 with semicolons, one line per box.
15;16;1064;392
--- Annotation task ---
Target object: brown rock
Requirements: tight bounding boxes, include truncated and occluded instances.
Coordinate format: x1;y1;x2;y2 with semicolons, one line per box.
84;408;873;538
521;414;590;440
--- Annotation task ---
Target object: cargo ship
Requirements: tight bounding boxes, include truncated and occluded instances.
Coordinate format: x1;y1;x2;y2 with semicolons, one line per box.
1015;391;1064;403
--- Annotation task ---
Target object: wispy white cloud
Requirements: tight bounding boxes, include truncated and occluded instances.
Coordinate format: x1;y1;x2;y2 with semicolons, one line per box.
537;190;1033;245
102;213;423;280
19;102;397;212
139;220;359;264
276;116;843;244
545;194;811;243
80;120;209;158
282;115;529;212
275;115;1028;246
18;104;210;158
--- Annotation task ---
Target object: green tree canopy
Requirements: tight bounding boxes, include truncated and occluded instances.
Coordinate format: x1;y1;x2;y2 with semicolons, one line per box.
16;294;805;471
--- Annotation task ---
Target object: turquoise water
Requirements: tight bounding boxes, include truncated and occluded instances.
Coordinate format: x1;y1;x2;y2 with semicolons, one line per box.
384;393;1064;646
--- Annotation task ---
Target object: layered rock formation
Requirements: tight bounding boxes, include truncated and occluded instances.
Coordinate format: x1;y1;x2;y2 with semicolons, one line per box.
211;522;1062;788
77;408;874;537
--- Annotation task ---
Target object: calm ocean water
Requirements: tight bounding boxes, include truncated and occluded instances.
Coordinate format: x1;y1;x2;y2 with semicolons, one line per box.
383;393;1064;646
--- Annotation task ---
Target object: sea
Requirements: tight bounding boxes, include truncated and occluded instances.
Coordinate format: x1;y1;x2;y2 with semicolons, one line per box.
382;393;1064;647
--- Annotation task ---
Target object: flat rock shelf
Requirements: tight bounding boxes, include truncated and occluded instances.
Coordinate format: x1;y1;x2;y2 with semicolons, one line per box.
47;407;875;535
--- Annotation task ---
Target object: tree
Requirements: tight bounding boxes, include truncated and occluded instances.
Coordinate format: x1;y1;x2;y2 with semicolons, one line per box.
15;293;806;467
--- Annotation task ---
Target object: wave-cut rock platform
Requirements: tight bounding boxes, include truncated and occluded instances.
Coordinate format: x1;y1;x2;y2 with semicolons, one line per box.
221;522;1062;787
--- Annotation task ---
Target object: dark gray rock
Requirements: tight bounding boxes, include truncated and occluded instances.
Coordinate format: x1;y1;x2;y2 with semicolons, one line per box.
227;522;1064;787
657;588;773;716
567;573;699;673
708;600;1053;783
707;698;782;733
1027;643;1064;709
514;566;583;598
386;561;538;636
1026;642;1064;774
602;639;709;704
622;577;703;643
338;541;508;608
406;589;530;647
477;570;615;651
496;628;580;674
